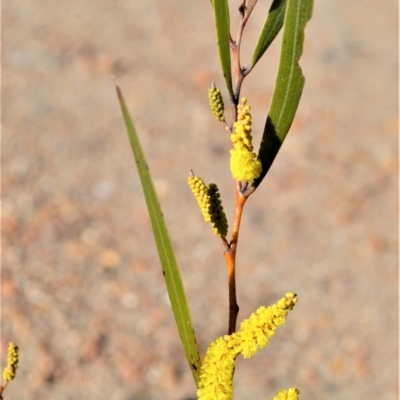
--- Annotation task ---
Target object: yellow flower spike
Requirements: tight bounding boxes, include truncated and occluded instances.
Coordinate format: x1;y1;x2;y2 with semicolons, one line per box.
208;84;225;122
2;342;19;382
188;175;228;238
230;98;262;183
197;337;240;400
236;293;298;359
272;388;300;400
198;294;298;399
221;293;298;359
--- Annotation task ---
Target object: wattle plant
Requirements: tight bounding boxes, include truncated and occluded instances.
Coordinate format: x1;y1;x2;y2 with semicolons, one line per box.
115;1;313;399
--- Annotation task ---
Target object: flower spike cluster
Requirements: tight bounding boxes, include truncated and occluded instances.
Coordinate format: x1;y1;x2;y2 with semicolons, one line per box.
188;175;228;238
230;98;262;183
197;293;298;400
2;342;19;382
208;84;225;122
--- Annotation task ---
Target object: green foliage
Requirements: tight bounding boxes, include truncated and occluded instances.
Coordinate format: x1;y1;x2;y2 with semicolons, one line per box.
116;87;201;385
252;0;288;67
211;0;234;98
255;0;313;187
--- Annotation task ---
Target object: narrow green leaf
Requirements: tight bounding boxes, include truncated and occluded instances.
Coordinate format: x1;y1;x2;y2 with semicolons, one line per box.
251;0;287;68
212;0;233;98
255;0;313;188
116;86;201;386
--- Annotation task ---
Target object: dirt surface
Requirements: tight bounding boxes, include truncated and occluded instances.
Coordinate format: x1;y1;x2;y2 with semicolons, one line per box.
2;1;398;399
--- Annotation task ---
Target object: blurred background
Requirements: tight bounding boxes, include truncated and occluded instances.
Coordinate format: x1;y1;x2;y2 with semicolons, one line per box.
1;1;398;399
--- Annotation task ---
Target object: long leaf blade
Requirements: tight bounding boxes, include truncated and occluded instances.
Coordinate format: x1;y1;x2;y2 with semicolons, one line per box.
116;86;201;386
255;0;313;187
212;0;233;98
251;0;288;68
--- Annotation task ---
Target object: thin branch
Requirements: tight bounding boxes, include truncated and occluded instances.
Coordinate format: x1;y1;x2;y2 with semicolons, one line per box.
224;182;247;334
224;249;238;335
222;0;260;336
230;0;258;120
0;382;9;398
222;120;232;133
243;0;259;25
221;236;230;251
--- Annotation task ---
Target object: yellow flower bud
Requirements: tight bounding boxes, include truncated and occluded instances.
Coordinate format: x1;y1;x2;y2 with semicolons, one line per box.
207;184;228;238
208;84;225;122
188;175;228;238
2;342;19;382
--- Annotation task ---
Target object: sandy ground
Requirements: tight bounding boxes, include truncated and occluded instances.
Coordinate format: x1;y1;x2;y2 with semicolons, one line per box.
1;1;398;399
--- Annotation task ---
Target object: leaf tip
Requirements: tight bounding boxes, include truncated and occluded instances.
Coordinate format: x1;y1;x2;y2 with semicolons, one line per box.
115;83;125;106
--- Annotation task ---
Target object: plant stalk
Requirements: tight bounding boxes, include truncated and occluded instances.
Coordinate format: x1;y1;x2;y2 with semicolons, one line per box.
0;382;9;399
224;182;247;334
223;4;259;335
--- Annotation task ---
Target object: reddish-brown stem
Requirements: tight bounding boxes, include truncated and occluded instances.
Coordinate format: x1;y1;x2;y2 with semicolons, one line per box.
224;182;247;334
224;249;238;335
229;4;254;123
223;3;260;335
0;381;9;398
242;0;259;26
